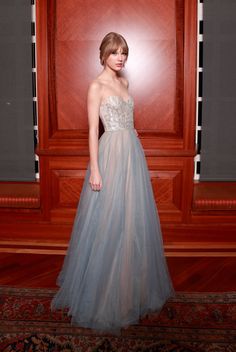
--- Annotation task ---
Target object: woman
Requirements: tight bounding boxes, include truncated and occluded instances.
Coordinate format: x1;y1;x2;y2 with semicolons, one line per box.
51;32;175;332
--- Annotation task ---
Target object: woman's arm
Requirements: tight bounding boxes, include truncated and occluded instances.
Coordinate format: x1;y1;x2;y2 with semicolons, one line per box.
87;82;102;191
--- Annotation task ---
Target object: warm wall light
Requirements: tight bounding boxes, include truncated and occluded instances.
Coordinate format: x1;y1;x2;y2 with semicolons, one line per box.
55;0;180;132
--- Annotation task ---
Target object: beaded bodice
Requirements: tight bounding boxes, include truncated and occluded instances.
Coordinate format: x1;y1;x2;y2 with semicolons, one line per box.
99;95;134;132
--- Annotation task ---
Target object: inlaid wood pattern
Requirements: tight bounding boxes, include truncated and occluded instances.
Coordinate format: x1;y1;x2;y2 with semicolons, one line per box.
0;253;235;292
49;157;89;214
51;169;183;211
51;170;85;207
151;170;182;211
50;0;184;137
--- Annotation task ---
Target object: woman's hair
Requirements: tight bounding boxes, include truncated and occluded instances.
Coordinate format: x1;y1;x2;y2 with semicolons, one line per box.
99;32;129;66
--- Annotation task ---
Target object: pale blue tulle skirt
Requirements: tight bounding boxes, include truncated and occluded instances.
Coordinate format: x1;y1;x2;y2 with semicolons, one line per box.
51;128;175;332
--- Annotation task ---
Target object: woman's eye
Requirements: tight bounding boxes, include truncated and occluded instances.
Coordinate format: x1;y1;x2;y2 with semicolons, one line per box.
111;52;126;56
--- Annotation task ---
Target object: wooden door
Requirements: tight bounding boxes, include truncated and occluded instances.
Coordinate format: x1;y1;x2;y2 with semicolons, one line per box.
37;0;196;226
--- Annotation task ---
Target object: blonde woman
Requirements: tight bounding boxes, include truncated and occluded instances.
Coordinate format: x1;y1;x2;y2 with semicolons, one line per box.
51;32;175;332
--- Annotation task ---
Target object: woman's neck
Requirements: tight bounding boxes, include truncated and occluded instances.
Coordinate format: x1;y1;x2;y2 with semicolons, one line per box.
102;66;120;82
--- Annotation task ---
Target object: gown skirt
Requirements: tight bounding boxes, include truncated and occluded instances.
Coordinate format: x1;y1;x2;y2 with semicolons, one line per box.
51;97;175;332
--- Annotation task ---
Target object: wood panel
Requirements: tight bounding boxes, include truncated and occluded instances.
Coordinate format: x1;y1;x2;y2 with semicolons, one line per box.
49;0;184;138
36;0;196;155
40;0;189;149
151;171;182;211
51;170;85;208
45;154;192;224
48;161;185;224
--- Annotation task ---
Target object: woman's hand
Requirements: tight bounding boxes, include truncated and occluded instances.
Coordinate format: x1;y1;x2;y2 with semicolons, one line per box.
134;129;139;137
89;170;102;191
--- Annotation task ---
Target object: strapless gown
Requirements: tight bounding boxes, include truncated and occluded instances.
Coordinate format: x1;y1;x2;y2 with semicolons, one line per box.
51;95;175;332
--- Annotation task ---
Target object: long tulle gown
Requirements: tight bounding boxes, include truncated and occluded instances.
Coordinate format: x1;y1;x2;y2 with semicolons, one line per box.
51;95;175;332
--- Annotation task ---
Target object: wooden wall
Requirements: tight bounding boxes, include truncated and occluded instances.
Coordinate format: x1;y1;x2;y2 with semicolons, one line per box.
0;0;235;257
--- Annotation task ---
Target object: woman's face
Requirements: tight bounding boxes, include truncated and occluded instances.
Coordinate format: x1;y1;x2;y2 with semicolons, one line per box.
105;47;127;71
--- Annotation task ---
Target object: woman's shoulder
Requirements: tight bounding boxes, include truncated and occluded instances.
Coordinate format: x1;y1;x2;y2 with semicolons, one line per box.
88;79;103;93
87;79;103;101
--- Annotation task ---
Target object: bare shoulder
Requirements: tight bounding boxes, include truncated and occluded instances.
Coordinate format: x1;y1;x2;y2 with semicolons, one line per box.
88;80;102;97
119;76;129;88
